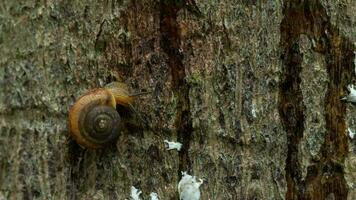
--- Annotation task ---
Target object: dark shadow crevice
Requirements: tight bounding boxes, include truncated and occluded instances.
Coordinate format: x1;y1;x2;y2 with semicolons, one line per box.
159;0;193;176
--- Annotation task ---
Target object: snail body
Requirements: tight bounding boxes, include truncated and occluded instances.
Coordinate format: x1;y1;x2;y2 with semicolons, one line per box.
69;82;133;148
105;82;134;106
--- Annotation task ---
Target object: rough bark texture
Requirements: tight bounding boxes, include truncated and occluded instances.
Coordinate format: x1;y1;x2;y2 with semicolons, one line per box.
0;0;355;199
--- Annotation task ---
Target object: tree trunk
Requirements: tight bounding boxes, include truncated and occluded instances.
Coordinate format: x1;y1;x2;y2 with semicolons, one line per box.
0;0;355;199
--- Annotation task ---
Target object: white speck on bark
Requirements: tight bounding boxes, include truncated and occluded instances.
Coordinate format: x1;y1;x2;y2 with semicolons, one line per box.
178;172;203;200
130;186;142;200
150;192;159;200
252;104;257;118
341;85;356;102
164;140;182;151
348;128;355;139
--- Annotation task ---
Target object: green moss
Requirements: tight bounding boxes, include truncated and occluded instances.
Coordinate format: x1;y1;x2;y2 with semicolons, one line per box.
187;72;203;86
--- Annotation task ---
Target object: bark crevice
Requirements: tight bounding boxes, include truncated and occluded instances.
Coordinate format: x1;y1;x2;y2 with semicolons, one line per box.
279;0;354;199
159;0;193;175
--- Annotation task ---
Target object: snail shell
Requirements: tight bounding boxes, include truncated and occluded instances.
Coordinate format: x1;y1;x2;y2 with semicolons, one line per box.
69;88;124;148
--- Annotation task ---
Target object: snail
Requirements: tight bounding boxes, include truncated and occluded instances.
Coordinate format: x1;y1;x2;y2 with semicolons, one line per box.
68;82;145;148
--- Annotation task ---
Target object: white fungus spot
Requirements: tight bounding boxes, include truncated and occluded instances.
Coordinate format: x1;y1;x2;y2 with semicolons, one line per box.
178;172;203;200
130;186;142;200
150;192;159;200
342;84;356;103
164;140;182;151
348;128;355;139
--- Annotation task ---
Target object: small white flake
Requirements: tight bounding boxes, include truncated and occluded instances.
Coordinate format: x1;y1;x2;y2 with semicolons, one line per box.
130;186;142;200
178;172;203;200
164;140;182;151
348;128;355;139
342;85;356;103
150;192;159;200
251;105;257;118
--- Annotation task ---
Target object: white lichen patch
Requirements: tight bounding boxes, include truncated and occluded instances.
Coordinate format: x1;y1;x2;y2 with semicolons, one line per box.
178;172;203;200
130;186;142;200
348;128;355;139
164;140;182;151
150;192;159;200
342;85;356;103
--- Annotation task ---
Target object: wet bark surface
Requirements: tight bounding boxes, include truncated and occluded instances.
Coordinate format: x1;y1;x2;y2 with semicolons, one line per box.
0;0;355;199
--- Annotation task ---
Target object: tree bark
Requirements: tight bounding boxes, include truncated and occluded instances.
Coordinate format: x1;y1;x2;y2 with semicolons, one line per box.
0;0;355;199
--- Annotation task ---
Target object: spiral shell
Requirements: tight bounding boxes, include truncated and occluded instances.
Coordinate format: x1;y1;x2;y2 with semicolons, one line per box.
68;88;122;148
